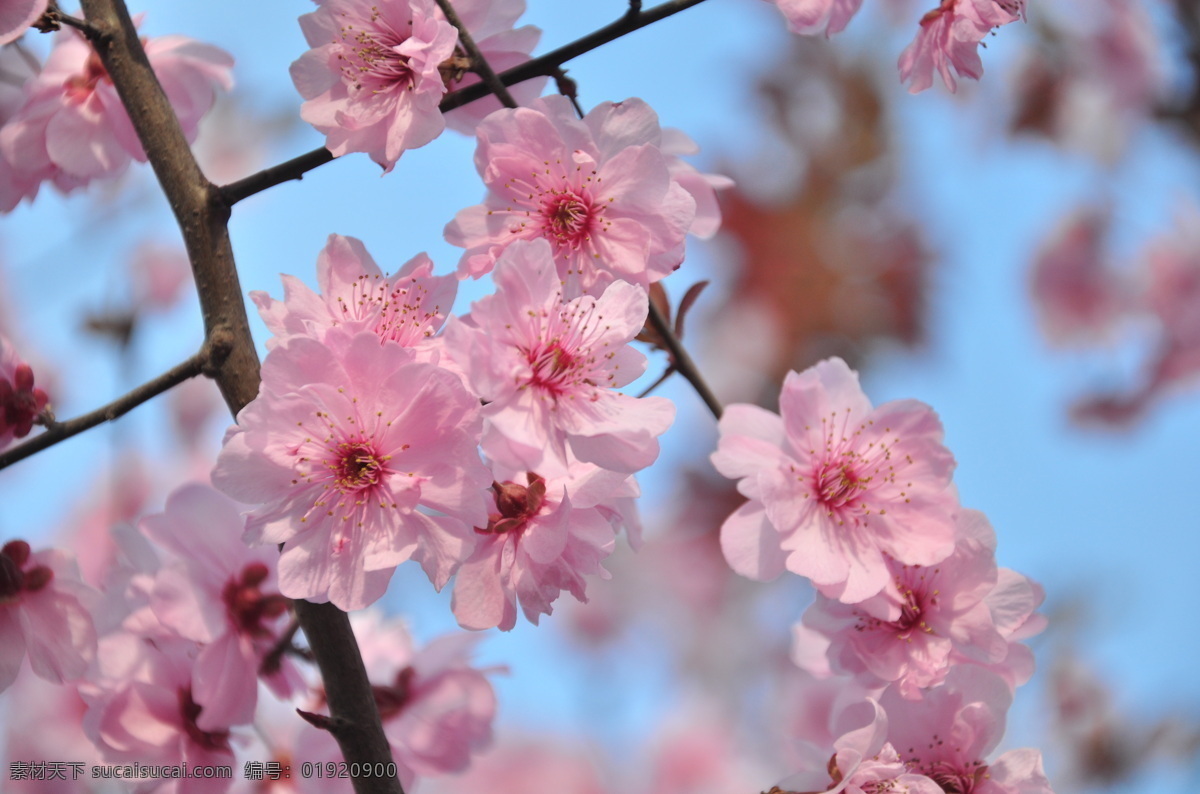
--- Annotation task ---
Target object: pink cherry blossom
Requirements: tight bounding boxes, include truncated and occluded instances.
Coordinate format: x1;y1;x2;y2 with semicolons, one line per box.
442;238;675;476
0;540;97;692
295;611;497;791
80;633;237;793
968;567;1045;690
774;699;942;794
451;462;638;630
899;0;1024;94
1030;208;1128;346
0;26;233;210
140;483;300;731
766;0;863;37
880;665;1054;794
212;328;489;611
438;0;545;135
797;509;1009;699
289;0;457;173
444;95;701;295
712;357;957;603
0;332;49;448
251;233;457;357
0;0;47;46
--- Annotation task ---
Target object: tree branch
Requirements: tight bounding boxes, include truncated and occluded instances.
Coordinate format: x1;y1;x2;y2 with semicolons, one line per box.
219;0;713;205
435;0;518;109
76;2;402;791
646;298;723;419
0;332;230;471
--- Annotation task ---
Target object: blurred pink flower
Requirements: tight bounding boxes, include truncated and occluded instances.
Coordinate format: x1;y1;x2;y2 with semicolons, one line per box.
712;357;957;603
81;634;237;793
899;0;1024;93
443;238;674;476
1030;209;1127;345
212;329;489;611
252;233;456;358
766;0;863;37
290;0;456;172
130;242;190;311
0;540;97;692
296;611;497;791
0;0;47;46
0;26;233;210
140;483;300;731
445;96;703;295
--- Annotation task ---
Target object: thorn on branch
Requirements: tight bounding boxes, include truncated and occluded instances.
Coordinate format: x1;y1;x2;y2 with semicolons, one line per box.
297;709;349;734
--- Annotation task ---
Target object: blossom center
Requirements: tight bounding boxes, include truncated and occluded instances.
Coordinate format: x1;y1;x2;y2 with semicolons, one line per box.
478;474;547;535
373;665;415;721
339;19;414;94
526;341;584;396
922;760;989;794
64;51;110;101
330;440;386;493
221;562;289;639
178;687;232;752
541;192;595;248
813;460;868;510
0;540;52;603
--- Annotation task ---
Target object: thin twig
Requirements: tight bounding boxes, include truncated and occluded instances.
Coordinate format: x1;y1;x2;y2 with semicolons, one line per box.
0;332;231;471
219;0;713;205
434;0;518;109
219;147;334;206
645;299;723;419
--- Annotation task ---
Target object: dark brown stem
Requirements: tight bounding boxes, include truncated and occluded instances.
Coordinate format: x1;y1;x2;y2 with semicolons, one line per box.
220;147;333;206
76;2;402;791
435;0;518;109
0;334;229;471
219;0;713;204
646;299;723;419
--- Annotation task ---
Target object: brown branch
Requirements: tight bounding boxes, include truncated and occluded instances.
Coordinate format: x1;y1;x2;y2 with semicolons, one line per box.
76;2;401;791
646;298;723;419
434;0;518;109
219;0;713;204
0;333;230;471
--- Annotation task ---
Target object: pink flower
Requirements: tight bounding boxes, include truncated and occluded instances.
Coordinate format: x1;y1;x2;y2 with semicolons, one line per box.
766;0;863;37
211;329;490;611
0;0;47;46
1030;209;1127;346
712;357;957;603
444;96;701;295
899;0;1024;94
289;0;457;173
140;483;300;731
438;0;545;135
0;26;233;210
451;462;638;630
80;633;237;793
880;665;1054;794
797;509;1009;698
442;238;675;476
0;333;49;448
0;540;97;692
775;699;943;794
251;233;457;357
296;611;497;791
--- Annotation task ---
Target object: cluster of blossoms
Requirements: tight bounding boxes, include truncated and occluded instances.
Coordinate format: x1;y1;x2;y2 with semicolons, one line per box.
0;21;233;211
713;357;1050;793
764;0;1027;93
0;0;1068;790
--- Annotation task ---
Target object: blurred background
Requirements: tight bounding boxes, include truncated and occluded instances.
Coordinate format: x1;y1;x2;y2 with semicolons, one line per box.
2;0;1200;791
